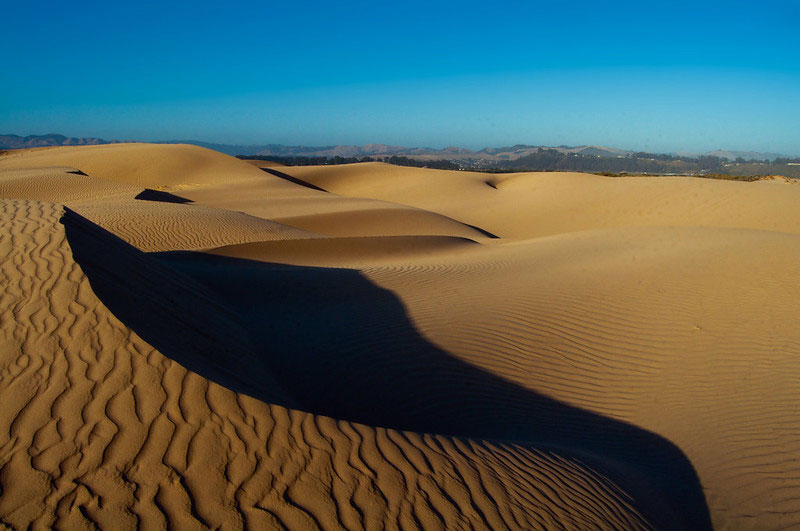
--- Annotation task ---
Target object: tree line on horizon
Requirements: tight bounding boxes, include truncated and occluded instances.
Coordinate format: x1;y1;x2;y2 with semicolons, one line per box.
239;149;800;178
238;155;460;170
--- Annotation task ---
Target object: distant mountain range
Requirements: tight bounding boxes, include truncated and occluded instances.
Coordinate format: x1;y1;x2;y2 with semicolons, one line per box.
0;133;792;162
0;134;121;149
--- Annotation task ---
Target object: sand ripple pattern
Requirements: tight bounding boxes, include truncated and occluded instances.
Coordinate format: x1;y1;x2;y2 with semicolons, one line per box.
364;228;800;529
0;200;652;529
71;200;321;252
0;165;321;252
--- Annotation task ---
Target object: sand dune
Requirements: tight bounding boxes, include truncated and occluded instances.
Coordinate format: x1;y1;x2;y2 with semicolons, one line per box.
3;144;800;528
0;200;658;529
0;153;320;252
0;143;268;187
287;162;800;239
70;199;320;252
175;171;496;240
0;165;140;202
207;235;479;267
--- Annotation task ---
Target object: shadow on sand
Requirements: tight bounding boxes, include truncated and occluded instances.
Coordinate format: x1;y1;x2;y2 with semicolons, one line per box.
261;167;329;192
157;252;711;529
134;188;194;204
63;210;711;528
62;209;296;409
259;167;501;238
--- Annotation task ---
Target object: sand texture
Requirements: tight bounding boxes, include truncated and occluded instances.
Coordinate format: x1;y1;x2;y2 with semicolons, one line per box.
2;144;800;529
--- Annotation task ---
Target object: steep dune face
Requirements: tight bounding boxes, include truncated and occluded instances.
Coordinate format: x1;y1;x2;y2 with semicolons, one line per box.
0;200;659;529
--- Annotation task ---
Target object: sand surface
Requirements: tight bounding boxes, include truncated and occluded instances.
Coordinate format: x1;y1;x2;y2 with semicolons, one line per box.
2;144;800;528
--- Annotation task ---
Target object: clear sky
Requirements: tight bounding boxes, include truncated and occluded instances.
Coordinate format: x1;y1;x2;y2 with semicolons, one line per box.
3;0;799;154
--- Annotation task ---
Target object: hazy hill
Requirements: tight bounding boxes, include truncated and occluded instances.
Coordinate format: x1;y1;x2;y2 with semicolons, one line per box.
0;133;118;149
0;133;791;162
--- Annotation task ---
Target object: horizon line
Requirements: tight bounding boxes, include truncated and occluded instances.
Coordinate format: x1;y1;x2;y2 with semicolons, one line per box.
2;132;796;159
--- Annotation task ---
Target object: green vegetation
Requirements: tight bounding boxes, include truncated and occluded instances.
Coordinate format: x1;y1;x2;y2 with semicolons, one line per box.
593;172;764;181
490;148;723;174
238;150;799;179
239;154;459;170
693;173;763;182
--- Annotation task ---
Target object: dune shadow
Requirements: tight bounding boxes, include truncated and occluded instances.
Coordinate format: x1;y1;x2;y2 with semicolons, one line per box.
134;188;194;204
57;204;711;529
262;167;501;238
261;167;329;192
148;250;711;529
62;209;296;409
464;222;499;239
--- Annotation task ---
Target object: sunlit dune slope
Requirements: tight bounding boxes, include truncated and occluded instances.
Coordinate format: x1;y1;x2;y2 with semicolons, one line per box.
200;209;800;528
212;161;800;528
0;165;140;202
0;200;661;529
0;143;268;187
287;162;800;239
358;226;800;530
208;235;479;267
0;150;320;251
70;199;321;252
177;174;494;240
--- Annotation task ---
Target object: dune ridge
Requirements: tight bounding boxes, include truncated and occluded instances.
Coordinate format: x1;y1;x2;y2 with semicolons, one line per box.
286;162;800;239
0;143;268;187
0;157;321;252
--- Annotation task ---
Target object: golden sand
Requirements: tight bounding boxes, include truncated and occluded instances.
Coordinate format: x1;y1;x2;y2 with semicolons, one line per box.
3;143;800;528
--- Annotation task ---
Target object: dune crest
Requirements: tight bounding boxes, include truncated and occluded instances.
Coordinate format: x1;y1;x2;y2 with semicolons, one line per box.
286;162;800;239
0;143;267;187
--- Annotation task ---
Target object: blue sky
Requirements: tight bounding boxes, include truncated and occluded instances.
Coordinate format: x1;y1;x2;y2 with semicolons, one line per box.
3;0;799;153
